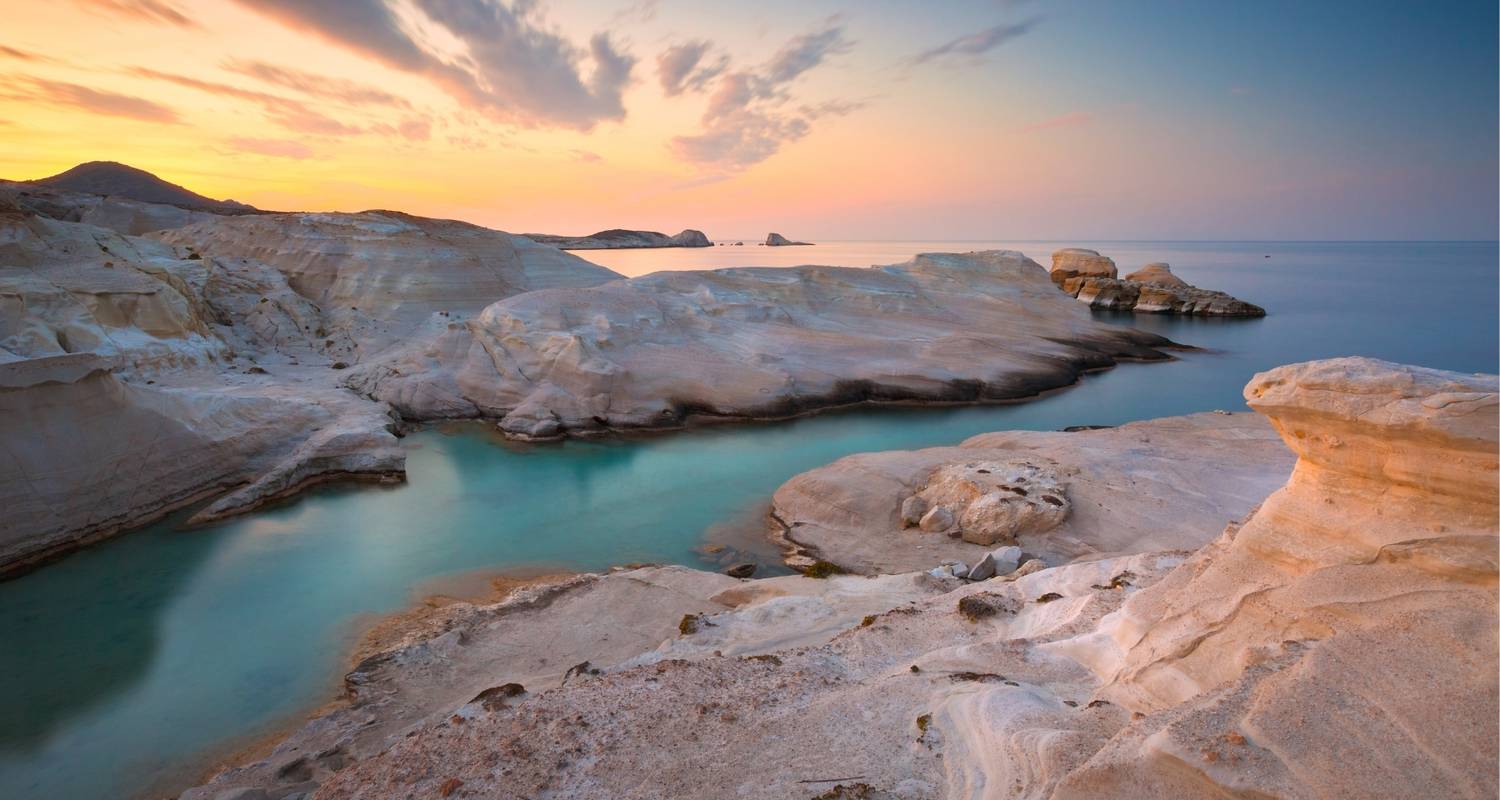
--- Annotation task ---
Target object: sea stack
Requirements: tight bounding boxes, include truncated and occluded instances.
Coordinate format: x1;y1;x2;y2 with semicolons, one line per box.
765;232;812;246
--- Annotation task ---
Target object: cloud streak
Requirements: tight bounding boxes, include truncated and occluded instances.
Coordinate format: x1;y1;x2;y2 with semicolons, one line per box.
222;59;411;108
75;0;197;28
1;76;180;122
913;18;1038;65
128;67;365;134
232;0;635;131
223;136;314;159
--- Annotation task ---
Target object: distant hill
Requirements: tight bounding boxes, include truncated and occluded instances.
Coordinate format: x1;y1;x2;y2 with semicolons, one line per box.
525;228;712;250
29;161;258;214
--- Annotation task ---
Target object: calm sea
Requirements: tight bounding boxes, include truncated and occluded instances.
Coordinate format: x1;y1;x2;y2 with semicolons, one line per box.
1;241;1495;799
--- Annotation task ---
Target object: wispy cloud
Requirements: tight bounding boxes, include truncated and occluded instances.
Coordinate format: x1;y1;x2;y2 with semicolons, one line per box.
609;0;658;25
221;59;411;108
912;18;1039;66
0;44;56;63
670;22;859;170
75;0;197;28
127;67;364;134
657;40;729;97
233;0;636;131
571;149;603;163
223;136;314;159
1;75;180;122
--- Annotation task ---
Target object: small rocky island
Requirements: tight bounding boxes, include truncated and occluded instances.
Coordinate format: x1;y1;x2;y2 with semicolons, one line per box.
1050;247;1266;316
765;232;813;245
523;228;712;249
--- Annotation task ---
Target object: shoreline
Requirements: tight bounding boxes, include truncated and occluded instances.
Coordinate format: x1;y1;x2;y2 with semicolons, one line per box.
156;565;585;800
0;342;1194;582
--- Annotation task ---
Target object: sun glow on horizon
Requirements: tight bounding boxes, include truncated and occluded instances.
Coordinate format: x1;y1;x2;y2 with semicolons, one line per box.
0;0;1494;240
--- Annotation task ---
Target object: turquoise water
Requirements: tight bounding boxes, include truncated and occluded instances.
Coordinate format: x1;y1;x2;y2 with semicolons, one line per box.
1;241;1495;799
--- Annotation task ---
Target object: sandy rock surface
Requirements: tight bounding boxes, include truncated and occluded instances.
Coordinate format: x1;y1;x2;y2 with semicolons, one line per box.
771;412;1295;574
351;250;1179;438
1122;261;1189;288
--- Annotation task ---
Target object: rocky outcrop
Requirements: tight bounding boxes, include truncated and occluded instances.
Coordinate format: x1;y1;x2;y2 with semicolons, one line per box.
771;412;1295;573
524;228;712;249
1;179;223;235
348;251;1181;439
0;203;621;571
195;357;1494;800
765;232;812;246
153;211;624;358
1047;357;1498;797
1050;247;1117;281
1123;261;1188;287
1051;251;1264;317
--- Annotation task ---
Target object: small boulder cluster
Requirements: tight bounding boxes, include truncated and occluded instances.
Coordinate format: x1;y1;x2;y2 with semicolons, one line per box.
928;545;1043;581
900;460;1069;546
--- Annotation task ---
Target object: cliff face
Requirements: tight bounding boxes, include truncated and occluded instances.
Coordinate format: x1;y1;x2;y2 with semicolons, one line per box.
349;251;1179;438
1052;357;1497;797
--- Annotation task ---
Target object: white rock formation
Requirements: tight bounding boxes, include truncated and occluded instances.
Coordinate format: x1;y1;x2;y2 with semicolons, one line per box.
184;357;1495;800
152;211;623;357
772;412;1295;573
0;200;622;571
349;251;1179;438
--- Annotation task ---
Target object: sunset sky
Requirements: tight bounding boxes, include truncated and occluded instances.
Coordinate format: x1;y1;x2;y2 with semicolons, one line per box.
1;0;1495;240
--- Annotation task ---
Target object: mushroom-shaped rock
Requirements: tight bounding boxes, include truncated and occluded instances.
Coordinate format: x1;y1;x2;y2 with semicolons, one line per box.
1123;262;1189;288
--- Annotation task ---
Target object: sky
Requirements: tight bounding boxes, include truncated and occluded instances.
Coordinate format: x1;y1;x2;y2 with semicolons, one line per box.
0;0;1495;240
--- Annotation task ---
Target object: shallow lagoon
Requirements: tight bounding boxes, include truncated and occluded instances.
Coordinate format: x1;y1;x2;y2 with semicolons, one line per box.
1;241;1495;799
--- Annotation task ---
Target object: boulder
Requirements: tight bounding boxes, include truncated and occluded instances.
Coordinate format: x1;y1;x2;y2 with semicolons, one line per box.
966;552;998;581
1049;248;1117;283
918;506;955;533
899;495;929;527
